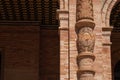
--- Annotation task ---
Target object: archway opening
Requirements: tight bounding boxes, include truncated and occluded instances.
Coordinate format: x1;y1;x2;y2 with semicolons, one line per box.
110;1;120;80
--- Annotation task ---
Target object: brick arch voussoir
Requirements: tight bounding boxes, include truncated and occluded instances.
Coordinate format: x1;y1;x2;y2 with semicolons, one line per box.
102;0;118;27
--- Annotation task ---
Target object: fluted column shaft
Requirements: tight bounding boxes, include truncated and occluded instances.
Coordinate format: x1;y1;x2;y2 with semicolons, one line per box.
75;0;95;80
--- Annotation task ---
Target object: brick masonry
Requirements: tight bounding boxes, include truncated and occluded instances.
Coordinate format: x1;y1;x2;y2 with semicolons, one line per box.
58;0;120;80
0;0;119;80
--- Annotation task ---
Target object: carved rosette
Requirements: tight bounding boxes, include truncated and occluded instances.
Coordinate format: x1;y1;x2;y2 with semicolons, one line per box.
75;0;95;80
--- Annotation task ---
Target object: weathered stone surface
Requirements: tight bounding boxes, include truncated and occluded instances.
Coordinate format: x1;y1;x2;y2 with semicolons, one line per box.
59;0;120;80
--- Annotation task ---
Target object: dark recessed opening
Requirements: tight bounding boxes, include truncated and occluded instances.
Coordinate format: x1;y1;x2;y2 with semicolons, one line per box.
114;61;120;80
40;27;60;80
110;1;120;31
0;53;1;80
110;1;120;80
39;0;60;80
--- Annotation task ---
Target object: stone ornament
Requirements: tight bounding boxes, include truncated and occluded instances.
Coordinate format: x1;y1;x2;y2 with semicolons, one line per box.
77;27;95;53
76;0;95;80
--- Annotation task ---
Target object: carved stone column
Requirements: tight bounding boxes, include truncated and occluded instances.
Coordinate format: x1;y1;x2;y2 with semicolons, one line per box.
75;0;95;80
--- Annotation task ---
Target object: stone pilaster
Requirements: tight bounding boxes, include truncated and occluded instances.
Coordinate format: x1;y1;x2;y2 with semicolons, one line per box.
57;9;69;80
102;27;113;80
75;0;95;80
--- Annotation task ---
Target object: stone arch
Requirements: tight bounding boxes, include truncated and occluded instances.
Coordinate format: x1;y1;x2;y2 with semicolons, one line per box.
102;1;120;80
101;0;119;27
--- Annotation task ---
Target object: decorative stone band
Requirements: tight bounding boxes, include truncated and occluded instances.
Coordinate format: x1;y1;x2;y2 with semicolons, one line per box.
77;70;95;76
102;27;113;31
77;70;95;80
77;52;95;69
77;52;95;65
102;42;112;46
75;19;95;33
77;52;95;79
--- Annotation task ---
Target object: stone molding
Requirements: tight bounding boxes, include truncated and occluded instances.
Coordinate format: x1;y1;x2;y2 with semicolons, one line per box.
57;9;69;20
77;70;95;76
102;28;114;47
101;0;118;27
102;27;113;46
57;9;69;32
77;52;95;61
102;42;112;46
59;27;69;30
75;19;95;33
102;27;113;31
